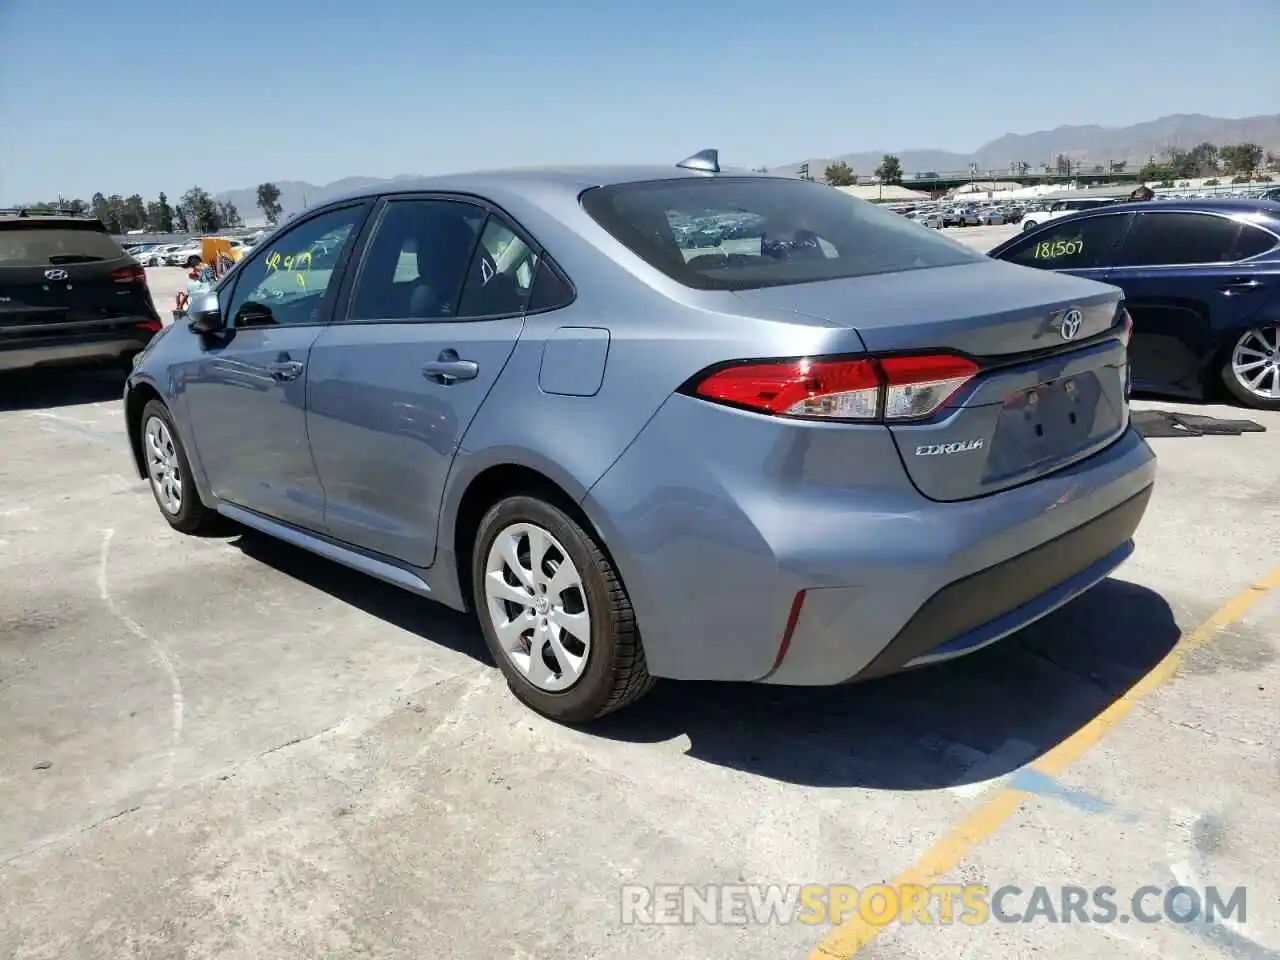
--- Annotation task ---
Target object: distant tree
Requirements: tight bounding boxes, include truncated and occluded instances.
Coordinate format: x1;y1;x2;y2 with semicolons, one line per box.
1220;142;1264;176
1266;150;1280;172
179;186;221;233
823;161;855;186
121;194;148;232
90;192;110;225
219;201;244;228
1054;153;1072;175
1204;178;1220;186
1138;161;1174;183
255;182;283;224
145;194;175;233
874;154;903;185
1188;142;1220;176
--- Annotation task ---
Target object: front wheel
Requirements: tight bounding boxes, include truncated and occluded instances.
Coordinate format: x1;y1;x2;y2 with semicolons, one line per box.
140;399;221;533
1221;325;1280;410
472;495;653;723
1022;219;1037;232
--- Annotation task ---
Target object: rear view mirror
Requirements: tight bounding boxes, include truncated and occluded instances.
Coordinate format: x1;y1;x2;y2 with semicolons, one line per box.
187;292;224;334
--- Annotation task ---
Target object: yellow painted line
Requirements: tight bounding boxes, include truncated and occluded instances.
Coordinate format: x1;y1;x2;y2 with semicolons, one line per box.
810;565;1280;959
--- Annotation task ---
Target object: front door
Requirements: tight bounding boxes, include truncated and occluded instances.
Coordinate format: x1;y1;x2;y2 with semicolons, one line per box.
306;197;539;566
180;202;370;530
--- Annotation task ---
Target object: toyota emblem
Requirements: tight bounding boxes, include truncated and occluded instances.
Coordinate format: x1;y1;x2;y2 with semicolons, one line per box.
1059;309;1083;341
44;268;69;281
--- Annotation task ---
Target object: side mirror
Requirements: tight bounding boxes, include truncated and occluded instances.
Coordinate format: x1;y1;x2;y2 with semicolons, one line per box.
187;292;224;334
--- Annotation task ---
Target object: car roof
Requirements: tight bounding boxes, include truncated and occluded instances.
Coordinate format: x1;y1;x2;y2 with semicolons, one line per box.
321;165;758;207
1102;197;1280;216
0;210;107;228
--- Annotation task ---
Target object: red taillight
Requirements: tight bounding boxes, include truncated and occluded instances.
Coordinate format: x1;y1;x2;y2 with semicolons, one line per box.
879;354;979;420
110;264;147;285
688;353;977;422
135;319;163;332
692;358;881;419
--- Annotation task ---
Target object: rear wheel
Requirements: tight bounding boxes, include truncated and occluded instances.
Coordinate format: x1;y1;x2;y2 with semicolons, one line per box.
1022;219;1037;232
1221;325;1280;410
471;495;653;723
140;399;220;533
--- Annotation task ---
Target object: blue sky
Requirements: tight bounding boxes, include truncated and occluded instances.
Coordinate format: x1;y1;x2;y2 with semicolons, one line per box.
1;0;1276;202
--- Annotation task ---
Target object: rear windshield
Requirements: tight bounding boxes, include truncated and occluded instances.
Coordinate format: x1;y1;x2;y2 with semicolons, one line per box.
580;177;982;290
0;221;125;266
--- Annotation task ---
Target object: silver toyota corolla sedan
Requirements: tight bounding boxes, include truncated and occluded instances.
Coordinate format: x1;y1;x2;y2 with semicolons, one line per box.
123;152;1157;722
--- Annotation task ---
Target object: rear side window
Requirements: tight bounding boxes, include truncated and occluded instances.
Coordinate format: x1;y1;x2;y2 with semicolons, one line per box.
0;222;125;266
527;261;574;312
580;177;982;291
1118;213;1247;266
999;213;1132;270
1232;223;1278;260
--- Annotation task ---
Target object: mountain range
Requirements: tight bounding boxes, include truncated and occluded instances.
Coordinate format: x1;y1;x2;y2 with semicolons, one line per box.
769;113;1280;179
214;113;1280;221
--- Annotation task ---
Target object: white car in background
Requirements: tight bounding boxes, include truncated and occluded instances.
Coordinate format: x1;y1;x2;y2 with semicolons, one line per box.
138;243;183;267
165;242;205;267
1019;197;1121;232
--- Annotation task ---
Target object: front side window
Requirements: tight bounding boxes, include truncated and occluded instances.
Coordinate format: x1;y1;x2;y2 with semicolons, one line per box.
1117;212;1247;267
224;204;365;328
998;213;1133;270
581;177;982;291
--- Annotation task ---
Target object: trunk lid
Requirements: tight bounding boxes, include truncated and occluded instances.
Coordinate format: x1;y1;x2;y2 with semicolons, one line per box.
733;260;1131;501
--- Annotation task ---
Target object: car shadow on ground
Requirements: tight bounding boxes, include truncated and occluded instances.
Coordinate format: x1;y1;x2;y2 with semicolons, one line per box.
232;529;486;661
0;368;127;411
591;578;1179;789
233;523;1180;792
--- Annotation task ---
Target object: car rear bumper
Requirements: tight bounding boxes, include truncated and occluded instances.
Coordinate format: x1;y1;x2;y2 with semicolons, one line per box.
583;394;1157;685
0;333;155;373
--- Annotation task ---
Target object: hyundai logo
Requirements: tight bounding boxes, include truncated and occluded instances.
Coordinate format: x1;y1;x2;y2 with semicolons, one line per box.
1059;309;1083;341
44;268;68;281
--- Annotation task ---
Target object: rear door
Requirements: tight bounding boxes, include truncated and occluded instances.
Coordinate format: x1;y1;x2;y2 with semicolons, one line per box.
1106;211;1279;393
994;209;1134;286
306;196;534;566
0;218;160;352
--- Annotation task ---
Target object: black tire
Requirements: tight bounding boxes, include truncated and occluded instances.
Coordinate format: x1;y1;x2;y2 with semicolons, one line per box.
1022;220;1036;232
1220;326;1280;410
139;399;221;534
471;495;654;723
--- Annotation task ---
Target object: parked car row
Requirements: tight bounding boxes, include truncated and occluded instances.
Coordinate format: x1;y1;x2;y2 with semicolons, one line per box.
124;234;260;268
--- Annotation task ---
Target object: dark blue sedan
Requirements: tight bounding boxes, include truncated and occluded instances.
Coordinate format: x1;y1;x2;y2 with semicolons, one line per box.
989;199;1280;409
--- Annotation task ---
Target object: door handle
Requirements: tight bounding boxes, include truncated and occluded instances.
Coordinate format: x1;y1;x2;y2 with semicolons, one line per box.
422;349;478;384
1220;278;1263;296
266;360;304;381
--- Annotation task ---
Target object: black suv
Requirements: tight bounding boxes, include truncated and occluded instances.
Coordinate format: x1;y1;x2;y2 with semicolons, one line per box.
0;209;163;374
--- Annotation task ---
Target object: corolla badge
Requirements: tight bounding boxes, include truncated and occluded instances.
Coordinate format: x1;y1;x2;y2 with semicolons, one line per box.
1059;308;1083;341
44;268;69;281
915;439;984;456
